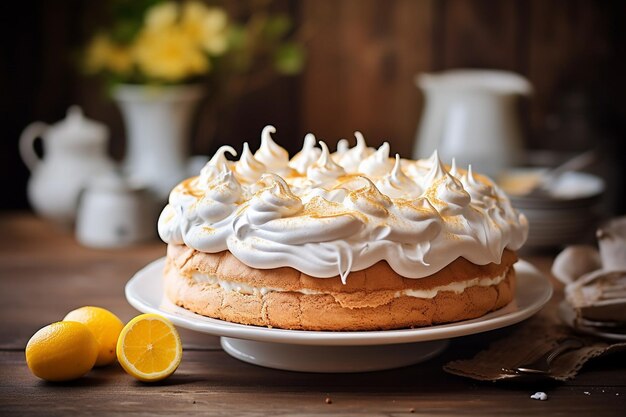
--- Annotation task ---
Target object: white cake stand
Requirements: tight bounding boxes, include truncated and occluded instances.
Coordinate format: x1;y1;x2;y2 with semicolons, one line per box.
125;258;552;372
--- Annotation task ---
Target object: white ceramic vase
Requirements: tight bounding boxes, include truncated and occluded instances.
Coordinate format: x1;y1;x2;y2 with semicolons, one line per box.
113;84;204;200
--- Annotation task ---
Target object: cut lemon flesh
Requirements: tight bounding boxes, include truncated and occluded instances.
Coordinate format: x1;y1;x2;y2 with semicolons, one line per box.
116;313;182;382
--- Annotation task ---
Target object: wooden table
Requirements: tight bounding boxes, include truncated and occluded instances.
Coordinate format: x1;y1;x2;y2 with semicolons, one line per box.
0;213;624;416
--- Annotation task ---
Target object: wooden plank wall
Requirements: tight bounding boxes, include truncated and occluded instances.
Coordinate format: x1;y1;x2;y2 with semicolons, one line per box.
297;0;623;155
298;0;433;156
1;0;624;210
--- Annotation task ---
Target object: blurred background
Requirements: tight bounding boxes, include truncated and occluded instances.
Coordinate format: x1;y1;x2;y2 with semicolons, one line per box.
1;0;624;220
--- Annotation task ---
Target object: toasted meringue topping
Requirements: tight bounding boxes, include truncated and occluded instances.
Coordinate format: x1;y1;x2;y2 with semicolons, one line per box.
289;133;321;174
335;131;375;172
376;154;422;199
254;125;289;172
159;126;528;281
449;158;458;177
234;142;266;184
336;139;349;154
359;142;394;177
307;142;346;185
199;145;237;181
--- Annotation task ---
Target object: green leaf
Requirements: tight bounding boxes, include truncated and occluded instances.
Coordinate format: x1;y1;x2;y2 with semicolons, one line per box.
110;19;142;44
111;0;163;21
273;42;305;75
228;25;248;51
108;0;163;43
263;14;292;41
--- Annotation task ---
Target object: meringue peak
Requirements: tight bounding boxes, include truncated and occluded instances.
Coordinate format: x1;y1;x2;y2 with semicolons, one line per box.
376;142;391;161
449;158;458;177
200;145;237;180
390;154;412;185
289;133;321;174
354;131;366;150
358;142;394;177
208;145;237;167
307;141;346;184
235;142;266;183
255;125;289;171
425;149;455;185
317;141;333;165
375;154;421;198
303;133;316;149
336;139;349;154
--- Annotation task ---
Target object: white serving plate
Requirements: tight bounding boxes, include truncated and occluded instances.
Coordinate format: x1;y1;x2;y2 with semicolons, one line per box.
125;258;552;372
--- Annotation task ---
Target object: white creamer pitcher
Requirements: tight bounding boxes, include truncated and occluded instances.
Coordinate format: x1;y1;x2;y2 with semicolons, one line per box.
413;69;532;177
19;106;116;225
76;173;157;248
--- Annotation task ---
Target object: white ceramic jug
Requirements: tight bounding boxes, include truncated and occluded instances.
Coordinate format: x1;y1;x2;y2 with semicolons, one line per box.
19;106;116;225
413;69;532;178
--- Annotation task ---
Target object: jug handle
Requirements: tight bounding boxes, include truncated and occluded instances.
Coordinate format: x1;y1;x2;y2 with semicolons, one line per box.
19;122;48;171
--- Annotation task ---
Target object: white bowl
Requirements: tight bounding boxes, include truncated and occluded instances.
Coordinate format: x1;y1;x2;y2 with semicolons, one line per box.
500;169;604;248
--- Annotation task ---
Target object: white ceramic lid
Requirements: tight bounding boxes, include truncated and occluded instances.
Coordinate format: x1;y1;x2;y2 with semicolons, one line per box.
47;106;108;144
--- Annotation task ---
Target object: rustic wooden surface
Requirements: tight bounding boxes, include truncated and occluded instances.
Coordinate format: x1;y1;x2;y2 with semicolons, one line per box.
1;213;624;416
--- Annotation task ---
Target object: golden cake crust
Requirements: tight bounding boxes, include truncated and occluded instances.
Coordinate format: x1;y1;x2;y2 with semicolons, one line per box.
163;244;517;331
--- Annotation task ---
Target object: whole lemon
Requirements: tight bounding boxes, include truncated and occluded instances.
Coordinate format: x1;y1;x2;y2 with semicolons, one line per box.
25;321;99;381
63;306;124;366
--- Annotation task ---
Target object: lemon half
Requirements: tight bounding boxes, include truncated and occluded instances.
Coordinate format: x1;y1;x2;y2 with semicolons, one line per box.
116;313;182;382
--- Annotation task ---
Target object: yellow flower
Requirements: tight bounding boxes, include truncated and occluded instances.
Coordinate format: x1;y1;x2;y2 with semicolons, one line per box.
201;8;229;55
133;25;209;82
107;46;133;74
181;1;209;42
85;35;133;75
145;1;179;32
181;1;229;56
85;35;112;73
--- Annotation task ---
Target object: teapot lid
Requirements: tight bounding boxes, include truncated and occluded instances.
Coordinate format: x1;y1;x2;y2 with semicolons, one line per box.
48;106;108;143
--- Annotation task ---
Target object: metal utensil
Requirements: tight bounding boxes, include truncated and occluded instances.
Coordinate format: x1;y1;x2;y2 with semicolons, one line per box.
579;317;626;330
514;338;584;374
524;150;596;198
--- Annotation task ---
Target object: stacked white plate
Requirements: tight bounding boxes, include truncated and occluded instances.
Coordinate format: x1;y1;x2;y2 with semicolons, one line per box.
501;169;605;248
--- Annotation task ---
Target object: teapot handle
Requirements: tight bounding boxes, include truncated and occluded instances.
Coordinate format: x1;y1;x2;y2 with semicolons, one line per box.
19;122;48;171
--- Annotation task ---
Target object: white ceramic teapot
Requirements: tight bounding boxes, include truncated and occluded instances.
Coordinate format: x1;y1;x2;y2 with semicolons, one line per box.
413;69;532;178
19;106;116;225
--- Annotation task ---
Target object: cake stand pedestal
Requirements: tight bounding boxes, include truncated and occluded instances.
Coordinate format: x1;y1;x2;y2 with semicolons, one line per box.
220;337;449;372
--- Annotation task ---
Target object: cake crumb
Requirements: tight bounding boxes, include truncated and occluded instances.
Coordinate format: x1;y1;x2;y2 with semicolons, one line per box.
409;407;416;413
325;397;332;404
530;392;548;401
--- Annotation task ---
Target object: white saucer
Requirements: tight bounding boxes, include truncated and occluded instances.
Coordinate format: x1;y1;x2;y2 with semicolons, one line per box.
125;258;552;372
